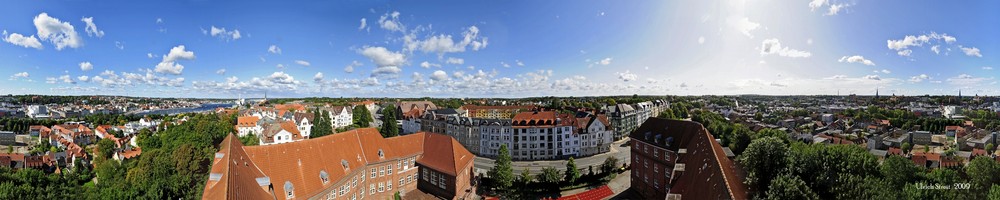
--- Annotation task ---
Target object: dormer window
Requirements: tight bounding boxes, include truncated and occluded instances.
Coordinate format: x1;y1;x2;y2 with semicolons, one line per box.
378;149;385;158
284;181;295;199
342;159;350;170
320;170;330;184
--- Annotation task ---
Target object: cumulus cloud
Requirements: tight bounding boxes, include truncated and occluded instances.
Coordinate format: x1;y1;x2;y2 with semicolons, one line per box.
961;46;982;57
207;26;241;41
402;26;488;56
826;4;849;15
887;32;957;57
9;72;29;80
268;45;282;54
115;41;124;50
825;75;848;80
881;69;891;74
79;62;94;71
294;60;311;67
430;70;449;81
616;70;637;82
378;11;405;32
984;66;993;70
947;74;993;86
154;45;196;75
445;57;464;65
59;75;76;84
2;31;43;49
760;39;811;58
597;57;613;65
420;61;441;68
360;46;405;67
80;17;104;38
77;76;89;82
359;18;367;30
516;60;525;67
345;60;362;73
909;74;930;83
863;75;881;80
33;13;83;50
731;17;760;38
838;55;875;66
216;69;226;75
313;72;324;82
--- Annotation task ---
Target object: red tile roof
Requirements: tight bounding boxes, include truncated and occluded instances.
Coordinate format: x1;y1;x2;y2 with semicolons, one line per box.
512;111;557;127
417;133;474;176
205;128;473;200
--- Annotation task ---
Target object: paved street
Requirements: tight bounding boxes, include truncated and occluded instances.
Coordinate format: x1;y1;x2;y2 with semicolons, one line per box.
474;138;631;176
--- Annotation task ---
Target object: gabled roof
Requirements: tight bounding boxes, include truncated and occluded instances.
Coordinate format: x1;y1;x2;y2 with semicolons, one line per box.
202;133;274;200
417;133;474;176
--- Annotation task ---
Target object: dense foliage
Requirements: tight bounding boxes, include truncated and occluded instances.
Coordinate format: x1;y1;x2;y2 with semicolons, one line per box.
310;109;334;138
352;106;373;127
380;106;399;138
488;144;514;196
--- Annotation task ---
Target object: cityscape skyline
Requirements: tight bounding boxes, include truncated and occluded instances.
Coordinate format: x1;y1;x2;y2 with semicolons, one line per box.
1;1;998;98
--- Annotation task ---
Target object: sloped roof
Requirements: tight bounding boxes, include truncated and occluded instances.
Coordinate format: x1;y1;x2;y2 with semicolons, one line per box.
632;118;749;200
417;133;474;176
202;133;274;200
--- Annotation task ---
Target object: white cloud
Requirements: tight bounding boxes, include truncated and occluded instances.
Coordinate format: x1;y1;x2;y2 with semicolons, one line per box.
80;17;104;38
77;75;89;82
156;18;164;24
402;26;488;56
838;55;875;66
33;13;83;50
881;69;891;74
445;57;464;65
984;66;993;70
79;62;94;71
597;57;613;65
420;61;440;68
359;18;367;30
216;69;226;75
808;0;827;11
313;72;324;82
825;4;849;15
2;31;43;49
863;75;881;80
359;46;405;76
154;45;196;75
59;75;76;84
115;41;124;50
294;60;311;67
961;46;982;57
430;70;449;81
276;64;285;69
733;17;760;38
208;26;241;41
616;70;637;82
516;60;525;67
698;36;705;44
947;74;994;86
931;45;940;54
345;60;362;73
807;39;813;45
887;32;958;57
909;74;930;83
378;11;405;32
147;53;155;58
760;39;811;58
501;61;510;68
9;72;29;80
268;45;282;54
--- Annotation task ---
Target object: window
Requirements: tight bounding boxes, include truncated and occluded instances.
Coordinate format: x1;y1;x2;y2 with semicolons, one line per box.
378;182;384;192
361;173;365;182
380;167;385;176
422;169;429;181
284;181;295;199
369;184;375;194
352;176;358;187
359;187;365;198
320;170;330;184
430;172;438;186
397;160;401;169
438;175;446;189
387;181;392;190
387;165;392;174
371;168;376;178
400;178;405;186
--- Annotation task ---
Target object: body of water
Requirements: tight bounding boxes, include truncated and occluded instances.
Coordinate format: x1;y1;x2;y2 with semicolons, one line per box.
134;103;234;115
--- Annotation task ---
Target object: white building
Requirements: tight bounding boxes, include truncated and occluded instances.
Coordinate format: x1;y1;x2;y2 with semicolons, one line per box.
326;106;354;128
577;115;614;156
262;121;302;145
236;116;263;137
293;113;314;139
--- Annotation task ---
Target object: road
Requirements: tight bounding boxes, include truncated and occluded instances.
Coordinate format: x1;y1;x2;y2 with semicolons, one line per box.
474;138;631;176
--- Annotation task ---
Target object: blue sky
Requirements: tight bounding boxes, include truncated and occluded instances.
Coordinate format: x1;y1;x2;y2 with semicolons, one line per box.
0;0;998;98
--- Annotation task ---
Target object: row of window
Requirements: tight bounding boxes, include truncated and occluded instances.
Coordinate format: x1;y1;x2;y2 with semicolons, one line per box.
329;173;418;200
421;168;448;190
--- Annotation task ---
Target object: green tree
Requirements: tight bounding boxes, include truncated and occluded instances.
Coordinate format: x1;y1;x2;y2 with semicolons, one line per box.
989;184;1000;200
967;156;1000;198
902;142;912;153
537;167;561;185
729;125;754;155
96;138;117;160
600;156;618;175
239;133;259;146
564;157;580;184
380;106;399;138
765;174;819;200
488;144;514;194
881;155;921;187
352;106;372;127
738;137;788;196
988;143;996;154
